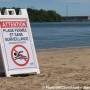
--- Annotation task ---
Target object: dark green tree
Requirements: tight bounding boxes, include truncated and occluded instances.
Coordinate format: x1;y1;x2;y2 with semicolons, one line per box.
0;7;62;22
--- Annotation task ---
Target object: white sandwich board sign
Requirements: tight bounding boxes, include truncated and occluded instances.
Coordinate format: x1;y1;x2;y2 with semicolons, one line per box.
0;9;40;77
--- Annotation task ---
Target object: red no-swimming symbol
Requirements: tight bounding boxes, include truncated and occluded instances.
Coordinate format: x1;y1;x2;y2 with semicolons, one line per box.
11;45;30;66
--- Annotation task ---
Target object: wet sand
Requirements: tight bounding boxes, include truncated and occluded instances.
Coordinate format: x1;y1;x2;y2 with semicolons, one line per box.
0;48;90;90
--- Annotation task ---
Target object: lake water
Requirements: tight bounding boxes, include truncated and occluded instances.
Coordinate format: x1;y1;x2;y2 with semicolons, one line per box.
31;22;90;49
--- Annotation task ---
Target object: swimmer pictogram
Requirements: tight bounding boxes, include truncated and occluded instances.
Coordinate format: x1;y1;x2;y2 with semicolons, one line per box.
11;45;30;66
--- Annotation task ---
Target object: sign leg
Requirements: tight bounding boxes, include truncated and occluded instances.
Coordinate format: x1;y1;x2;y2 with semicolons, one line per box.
37;70;40;74
6;73;11;77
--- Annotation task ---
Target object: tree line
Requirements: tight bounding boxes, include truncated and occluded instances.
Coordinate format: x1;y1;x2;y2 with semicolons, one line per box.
0;7;62;22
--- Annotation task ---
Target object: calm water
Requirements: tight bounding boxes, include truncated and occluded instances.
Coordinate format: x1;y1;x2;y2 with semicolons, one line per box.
31;22;90;49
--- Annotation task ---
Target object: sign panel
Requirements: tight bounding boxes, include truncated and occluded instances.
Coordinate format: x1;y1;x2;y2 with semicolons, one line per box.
0;9;40;77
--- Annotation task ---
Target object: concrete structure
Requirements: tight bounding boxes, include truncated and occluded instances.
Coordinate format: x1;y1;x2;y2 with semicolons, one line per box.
62;16;90;22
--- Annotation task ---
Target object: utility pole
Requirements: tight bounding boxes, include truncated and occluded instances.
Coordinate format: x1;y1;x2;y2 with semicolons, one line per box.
66;6;68;22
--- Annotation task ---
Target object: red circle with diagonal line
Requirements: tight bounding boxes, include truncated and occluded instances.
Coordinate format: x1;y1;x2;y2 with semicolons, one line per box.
11;45;30;66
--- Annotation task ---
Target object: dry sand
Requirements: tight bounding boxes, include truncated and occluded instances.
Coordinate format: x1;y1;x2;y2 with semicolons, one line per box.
0;48;90;90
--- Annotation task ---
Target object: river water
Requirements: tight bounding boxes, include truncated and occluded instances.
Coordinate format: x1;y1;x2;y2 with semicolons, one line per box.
31;22;90;49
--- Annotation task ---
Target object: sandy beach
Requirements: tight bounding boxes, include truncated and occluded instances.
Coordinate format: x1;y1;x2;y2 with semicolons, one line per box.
0;48;90;90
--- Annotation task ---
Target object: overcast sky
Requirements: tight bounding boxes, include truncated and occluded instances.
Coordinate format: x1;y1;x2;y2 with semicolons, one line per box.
0;0;90;16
